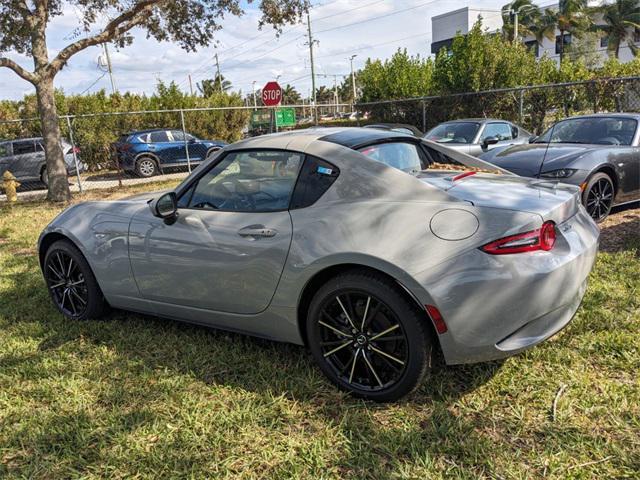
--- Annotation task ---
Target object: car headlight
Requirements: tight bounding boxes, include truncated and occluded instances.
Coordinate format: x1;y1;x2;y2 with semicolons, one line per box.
540;168;576;179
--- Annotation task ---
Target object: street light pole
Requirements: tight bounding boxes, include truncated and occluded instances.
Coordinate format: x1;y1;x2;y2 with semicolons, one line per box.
349;54;357;108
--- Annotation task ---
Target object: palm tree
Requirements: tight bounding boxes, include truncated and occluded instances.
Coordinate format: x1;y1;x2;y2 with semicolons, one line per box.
501;0;540;42
594;0;640;58
197;74;232;96
555;0;590;63
282;84;301;104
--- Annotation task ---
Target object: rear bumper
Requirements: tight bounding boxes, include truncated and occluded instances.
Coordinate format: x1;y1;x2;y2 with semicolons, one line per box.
415;207;599;365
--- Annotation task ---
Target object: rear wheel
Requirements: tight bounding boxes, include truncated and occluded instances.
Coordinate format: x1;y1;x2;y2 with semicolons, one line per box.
136;157;158;177
40;166;48;186
583;172;614;222
306;270;433;402
43;240;107;320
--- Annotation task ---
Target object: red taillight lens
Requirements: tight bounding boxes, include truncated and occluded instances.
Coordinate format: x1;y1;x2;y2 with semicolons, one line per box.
72;146;80;154
481;221;556;255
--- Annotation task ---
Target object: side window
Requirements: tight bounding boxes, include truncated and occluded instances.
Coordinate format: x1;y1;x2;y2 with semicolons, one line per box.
36;142;44;152
290;156;340;209
171;130;195;142
0;144;10;157
481;123;513;141
12;141;36;155
149;131;169;143
182;150;303;212
511;125;519;139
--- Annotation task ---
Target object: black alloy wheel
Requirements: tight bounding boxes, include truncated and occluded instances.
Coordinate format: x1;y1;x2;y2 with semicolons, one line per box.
307;271;433;402
584;172;614;222
44;240;107;320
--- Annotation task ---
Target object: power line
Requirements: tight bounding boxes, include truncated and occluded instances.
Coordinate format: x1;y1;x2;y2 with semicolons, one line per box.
79;72;107;95
315;0;440;34
313;0;386;21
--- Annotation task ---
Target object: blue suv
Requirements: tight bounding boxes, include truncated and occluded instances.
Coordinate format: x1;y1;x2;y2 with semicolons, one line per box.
112;129;226;177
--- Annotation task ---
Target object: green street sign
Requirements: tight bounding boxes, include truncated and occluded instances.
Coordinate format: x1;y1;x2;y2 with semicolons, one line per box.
275;108;296;127
251;110;271;127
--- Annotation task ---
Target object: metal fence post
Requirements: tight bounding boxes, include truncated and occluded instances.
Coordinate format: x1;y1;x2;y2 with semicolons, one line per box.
65;115;83;193
518;89;524;125
180;109;191;173
422;100;426;133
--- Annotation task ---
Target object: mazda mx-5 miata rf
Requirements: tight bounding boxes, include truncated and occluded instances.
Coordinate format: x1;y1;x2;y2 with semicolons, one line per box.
480;114;640;222
39;128;599;401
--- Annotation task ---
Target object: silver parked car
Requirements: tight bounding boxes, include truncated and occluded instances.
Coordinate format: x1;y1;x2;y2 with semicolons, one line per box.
38;128;599;401
0;137;85;185
424;118;532;156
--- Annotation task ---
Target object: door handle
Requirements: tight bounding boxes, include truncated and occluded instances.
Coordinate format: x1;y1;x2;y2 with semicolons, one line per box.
238;225;277;238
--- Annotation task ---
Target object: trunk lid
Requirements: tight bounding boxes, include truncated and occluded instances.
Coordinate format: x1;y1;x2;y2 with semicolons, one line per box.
419;171;581;224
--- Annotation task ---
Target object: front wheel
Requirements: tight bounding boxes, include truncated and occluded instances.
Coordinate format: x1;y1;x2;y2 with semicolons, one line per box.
43;240;108;320
583;172;614;222
306;270;434;402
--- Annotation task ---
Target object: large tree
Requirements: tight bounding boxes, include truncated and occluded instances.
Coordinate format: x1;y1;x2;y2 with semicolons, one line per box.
0;0;309;201
594;0;640;59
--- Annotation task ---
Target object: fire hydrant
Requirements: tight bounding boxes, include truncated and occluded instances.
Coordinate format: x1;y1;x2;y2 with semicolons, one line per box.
1;171;20;202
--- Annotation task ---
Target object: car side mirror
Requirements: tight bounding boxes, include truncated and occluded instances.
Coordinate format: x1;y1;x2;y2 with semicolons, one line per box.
149;192;178;220
528;135;537;143
482;136;499;148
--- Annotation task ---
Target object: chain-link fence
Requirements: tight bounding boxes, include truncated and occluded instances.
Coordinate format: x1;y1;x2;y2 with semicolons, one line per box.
1;76;638;201
355;76;640;135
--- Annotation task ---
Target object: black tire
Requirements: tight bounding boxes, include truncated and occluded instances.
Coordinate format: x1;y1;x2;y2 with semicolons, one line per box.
43;240;108;321
583;172;614;223
306;270;434;402
136;156;158;177
40;166;48;186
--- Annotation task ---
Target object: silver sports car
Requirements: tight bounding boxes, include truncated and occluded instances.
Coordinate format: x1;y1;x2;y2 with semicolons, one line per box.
38;127;599;401
424;118;532;156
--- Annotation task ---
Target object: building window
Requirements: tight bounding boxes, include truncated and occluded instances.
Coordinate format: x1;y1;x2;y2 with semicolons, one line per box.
600;35;608;48
555;33;571;54
634;28;640;43
525;39;539;56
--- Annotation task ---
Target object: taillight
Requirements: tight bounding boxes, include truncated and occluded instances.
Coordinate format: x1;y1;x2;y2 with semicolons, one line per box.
481;221;556;255
72;146;80;154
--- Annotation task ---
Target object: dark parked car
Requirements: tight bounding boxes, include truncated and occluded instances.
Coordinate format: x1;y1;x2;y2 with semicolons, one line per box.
0;137;84;186
424;119;532;156
480;114;640;222
112;129;226;177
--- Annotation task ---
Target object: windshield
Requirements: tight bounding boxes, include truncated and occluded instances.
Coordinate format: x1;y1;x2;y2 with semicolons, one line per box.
425;122;480;144
358;142;422;174
535;117;637;145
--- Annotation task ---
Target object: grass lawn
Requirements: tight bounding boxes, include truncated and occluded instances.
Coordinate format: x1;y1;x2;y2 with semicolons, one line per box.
0;184;638;479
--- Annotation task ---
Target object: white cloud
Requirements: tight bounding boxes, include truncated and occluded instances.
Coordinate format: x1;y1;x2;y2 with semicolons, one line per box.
0;0;508;102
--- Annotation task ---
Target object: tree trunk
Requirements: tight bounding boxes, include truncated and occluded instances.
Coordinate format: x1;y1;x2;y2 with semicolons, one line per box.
36;76;71;202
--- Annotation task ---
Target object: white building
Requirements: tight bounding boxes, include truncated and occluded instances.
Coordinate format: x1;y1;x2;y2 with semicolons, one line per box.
430;2;640;64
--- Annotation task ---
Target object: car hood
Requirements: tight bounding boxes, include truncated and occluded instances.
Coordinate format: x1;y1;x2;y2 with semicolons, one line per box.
481;143;597;176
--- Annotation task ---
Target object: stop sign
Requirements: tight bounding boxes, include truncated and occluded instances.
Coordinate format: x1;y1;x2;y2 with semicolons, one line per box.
262;81;282;106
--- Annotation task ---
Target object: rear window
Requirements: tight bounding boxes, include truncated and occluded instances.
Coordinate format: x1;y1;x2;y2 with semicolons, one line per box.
358;142;423;173
0;144;10;157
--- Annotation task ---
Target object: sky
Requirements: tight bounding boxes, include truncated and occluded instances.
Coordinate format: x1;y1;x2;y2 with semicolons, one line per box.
0;0;511;101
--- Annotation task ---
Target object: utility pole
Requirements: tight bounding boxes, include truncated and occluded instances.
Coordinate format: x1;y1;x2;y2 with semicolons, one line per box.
215;52;223;93
513;9;519;43
306;12;318;124
349;54;357;107
252;80;257;110
188;74;194;95
102;43;116;94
